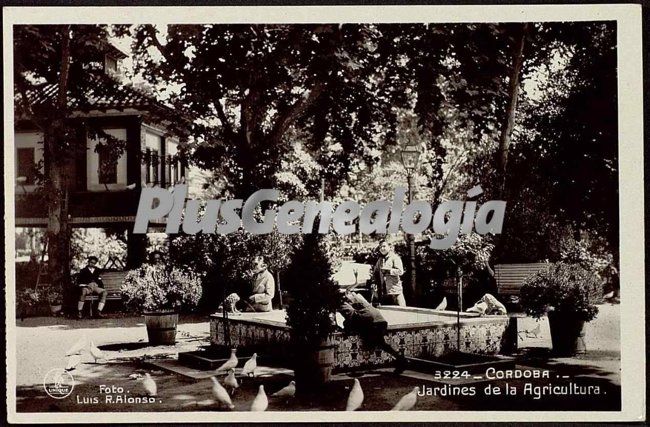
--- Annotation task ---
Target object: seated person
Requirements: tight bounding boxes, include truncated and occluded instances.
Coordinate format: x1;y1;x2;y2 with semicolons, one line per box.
239;256;275;312
76;255;108;319
338;290;408;374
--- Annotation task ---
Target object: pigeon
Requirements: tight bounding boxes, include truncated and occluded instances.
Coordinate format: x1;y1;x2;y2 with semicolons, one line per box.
66;336;87;356
241;353;257;377
345;379;364;411
210;376;234;410
216;348;238;372
224;369;239;394
271;380;296;398
142;373;157;397
89;341;105;363
250;385;268;412
435;297;447;310
526;323;541;338
391;386;419;411
65;354;81;371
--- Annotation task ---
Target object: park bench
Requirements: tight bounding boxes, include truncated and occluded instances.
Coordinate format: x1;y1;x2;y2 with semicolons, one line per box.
77;270;127;315
76;257;128;315
494;262;550;301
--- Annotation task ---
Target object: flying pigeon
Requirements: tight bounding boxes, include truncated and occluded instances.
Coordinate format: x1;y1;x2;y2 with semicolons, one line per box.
66;336;87;356
271;380;296;398
142;373;157;397
250;385;268;411
435;297;447;310
89;341;105;363
345;379;364;411
391;386;419;411
224;369;239;394
65;354;82;371
210;376;234;410
241;353;257;377
216;348;238;372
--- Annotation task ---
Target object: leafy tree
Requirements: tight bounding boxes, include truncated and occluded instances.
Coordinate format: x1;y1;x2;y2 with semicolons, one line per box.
14;25;125;295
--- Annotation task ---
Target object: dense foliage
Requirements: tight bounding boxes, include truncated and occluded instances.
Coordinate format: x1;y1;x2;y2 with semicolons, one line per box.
169;230;299;310
519;262;602;321
121;264;202;313
285;234;343;347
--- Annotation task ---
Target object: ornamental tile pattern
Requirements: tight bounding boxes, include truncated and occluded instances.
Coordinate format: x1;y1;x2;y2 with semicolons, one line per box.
210;315;508;371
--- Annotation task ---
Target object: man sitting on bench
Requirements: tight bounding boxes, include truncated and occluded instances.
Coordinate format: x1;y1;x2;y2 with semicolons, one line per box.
77;255;107;319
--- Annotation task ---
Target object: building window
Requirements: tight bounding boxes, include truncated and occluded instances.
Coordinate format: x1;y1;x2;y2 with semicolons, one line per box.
104;55;118;76
17;147;36;185
97;146;117;184
166;155;173;186
150;149;159;184
173;158;180;183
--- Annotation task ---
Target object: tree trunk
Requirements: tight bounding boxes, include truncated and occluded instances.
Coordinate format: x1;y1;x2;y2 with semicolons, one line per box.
497;23;529;197
46;26;72;297
46;145;72;293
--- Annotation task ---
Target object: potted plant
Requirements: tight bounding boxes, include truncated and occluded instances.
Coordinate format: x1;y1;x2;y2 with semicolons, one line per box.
285;234;343;392
17;288;43;320
520;262;602;356
122;264;202;345
45;286;63;315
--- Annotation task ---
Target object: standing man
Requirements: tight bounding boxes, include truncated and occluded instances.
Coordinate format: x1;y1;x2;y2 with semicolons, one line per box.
76;255;107;319
373;239;406;306
240;256;275;312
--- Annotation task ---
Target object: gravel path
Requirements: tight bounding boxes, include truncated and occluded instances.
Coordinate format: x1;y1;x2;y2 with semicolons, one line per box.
12;304;621;412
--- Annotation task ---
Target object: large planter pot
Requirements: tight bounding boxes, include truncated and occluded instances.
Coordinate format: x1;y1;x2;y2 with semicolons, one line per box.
294;338;336;391
547;312;587;356
49;304;63;315
144;312;179;345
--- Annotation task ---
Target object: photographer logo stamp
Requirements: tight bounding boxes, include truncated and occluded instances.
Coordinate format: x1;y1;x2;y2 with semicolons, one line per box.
43;368;74;399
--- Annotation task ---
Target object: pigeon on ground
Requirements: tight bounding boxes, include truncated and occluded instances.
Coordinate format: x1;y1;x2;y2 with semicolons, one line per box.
391;387;419;410
224;369;239;394
435;297;447;310
142;373;157;397
271;380;296;398
250;385;268;411
210;376;234;410
89;341;105;363
66;336;87;356
241;353;257;377
65;354;82;371
345;379;364;411
216;348;238;372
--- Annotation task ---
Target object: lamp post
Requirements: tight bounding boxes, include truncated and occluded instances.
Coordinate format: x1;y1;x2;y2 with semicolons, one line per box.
400;145;421;304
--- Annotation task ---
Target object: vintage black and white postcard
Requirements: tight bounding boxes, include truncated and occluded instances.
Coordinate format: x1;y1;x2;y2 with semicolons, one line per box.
3;4;645;423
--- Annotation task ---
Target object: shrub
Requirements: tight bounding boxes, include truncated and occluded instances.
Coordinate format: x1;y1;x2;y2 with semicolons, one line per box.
18;288;42;310
285;233;343;348
121;264;202;313
45;286;63;305
519;262;602;321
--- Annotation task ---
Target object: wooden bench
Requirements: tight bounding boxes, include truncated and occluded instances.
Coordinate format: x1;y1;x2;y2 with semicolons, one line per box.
78;270;128;315
494;262;550;300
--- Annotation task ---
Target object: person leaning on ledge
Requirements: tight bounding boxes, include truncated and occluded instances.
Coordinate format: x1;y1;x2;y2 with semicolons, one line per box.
239;256;275;312
76;255;108;319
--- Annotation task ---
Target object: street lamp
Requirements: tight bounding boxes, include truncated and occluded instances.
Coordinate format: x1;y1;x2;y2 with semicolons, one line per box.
400;144;421;304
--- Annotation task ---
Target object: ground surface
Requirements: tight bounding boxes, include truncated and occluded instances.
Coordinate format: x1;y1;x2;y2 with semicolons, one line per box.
13;304;621;412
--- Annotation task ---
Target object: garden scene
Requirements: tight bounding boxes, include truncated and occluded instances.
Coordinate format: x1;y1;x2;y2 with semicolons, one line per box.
12;21;621;413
